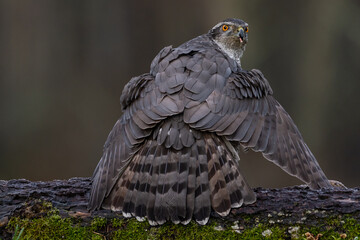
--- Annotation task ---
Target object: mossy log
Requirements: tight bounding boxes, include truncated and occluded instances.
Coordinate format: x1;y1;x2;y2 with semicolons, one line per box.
1;178;359;239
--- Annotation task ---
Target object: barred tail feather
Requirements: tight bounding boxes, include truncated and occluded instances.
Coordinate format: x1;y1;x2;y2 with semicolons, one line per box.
133;141;156;221
146;143;162;225
206;137;231;217
193;138;211;225
102;132;255;225
182;146;196;225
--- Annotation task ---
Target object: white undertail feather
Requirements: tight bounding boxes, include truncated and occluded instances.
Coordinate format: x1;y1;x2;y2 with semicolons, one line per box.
197;217;209;226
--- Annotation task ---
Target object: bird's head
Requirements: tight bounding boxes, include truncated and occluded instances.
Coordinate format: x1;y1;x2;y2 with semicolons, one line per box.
209;18;249;65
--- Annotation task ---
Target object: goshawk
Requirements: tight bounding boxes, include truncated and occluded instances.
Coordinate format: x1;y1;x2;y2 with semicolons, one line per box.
88;18;333;225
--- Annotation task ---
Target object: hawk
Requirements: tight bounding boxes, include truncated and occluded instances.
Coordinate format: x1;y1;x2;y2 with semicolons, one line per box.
88;18;333;225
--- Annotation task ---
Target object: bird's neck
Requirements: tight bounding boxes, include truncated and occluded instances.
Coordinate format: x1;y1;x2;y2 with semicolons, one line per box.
213;39;244;67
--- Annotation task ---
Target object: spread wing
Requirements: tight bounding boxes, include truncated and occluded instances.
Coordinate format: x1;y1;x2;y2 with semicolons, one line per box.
90;38;332;213
89;69;185;210
89;44;195;210
184;69;332;189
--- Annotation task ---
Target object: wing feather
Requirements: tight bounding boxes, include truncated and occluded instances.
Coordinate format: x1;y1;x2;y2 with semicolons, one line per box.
89;70;184;211
184;69;332;189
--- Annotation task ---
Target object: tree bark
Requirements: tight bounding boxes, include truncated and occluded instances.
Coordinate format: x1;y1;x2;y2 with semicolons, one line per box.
1;177;359;228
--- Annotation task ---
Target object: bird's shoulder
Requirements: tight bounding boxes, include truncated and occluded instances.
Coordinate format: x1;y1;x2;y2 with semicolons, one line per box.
228;69;273;99
149;34;238;74
120;73;154;110
121;34;273;110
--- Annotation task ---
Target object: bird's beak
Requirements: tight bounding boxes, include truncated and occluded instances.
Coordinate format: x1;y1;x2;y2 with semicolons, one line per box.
237;28;246;43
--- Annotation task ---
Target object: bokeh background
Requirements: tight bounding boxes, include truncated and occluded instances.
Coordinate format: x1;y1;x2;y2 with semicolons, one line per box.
0;0;359;188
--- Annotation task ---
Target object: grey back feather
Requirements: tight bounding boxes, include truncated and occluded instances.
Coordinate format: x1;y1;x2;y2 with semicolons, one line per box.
89;32;331;225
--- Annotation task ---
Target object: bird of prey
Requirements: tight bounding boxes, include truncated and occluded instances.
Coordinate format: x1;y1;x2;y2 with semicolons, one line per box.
88;18;333;225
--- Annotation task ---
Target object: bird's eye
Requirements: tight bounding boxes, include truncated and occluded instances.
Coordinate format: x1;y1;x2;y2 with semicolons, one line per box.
244;26;249;33
222;25;229;31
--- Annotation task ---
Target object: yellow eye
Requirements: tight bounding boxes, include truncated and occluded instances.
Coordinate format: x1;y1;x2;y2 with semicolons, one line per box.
222;25;229;31
244;26;249;33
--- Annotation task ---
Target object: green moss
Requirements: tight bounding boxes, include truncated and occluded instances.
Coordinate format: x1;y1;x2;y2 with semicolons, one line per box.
3;202;360;239
90;217;107;232
111;219;150;240
7;215;103;240
110;219;241;240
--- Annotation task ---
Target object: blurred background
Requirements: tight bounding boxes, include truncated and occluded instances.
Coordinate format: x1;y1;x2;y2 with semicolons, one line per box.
0;0;359;188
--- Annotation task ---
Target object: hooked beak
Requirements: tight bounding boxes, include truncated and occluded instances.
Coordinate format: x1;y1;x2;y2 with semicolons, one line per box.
237;28;246;43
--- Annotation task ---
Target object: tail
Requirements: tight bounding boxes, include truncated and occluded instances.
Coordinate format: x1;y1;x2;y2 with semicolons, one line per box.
102;126;255;225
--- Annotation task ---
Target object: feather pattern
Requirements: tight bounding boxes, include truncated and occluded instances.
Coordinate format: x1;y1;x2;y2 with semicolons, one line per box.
101;115;254;225
184;71;332;189
89;20;333;226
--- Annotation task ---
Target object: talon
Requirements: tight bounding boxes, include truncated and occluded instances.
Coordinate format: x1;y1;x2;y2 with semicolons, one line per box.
329;180;347;189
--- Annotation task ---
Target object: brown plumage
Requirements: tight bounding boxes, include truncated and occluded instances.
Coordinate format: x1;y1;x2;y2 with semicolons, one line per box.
88;18;332;225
